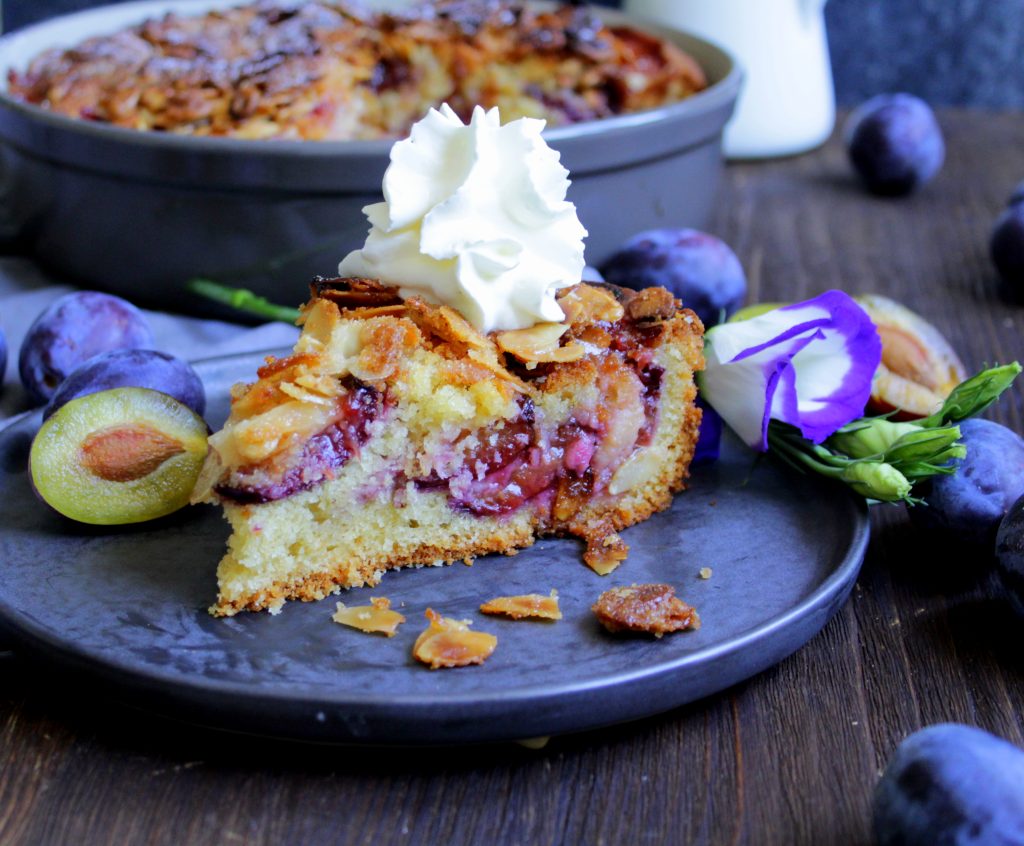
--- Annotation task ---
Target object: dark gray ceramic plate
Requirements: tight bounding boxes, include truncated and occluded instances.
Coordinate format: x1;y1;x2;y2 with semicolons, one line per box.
0;351;868;745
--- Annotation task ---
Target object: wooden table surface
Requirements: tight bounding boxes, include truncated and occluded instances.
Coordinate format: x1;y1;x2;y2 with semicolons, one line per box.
2;109;1022;846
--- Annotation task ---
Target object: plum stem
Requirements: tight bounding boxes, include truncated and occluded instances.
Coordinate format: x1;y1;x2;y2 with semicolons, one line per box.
187;278;301;324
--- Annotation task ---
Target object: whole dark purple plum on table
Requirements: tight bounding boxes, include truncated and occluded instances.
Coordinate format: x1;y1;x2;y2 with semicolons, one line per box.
912;418;1024;546
19;291;154;405
874;723;1024;846
991;203;1024;289
43;349;206;421
996;493;1024;615
598;229;746;328
844;94;944;196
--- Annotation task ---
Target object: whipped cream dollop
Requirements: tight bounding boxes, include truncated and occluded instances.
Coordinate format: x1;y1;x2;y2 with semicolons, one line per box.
338;104;587;333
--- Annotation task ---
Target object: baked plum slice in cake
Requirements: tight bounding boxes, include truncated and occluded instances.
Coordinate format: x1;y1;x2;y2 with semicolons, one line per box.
193;277;703;615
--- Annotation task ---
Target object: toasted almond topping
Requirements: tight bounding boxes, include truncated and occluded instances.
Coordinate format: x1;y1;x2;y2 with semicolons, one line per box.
341;304;410;320
466;348;531;392
332;597;406;637
480;590;562;620
406;297;494;351
278;381;335;406
256;352;319;380
495;322;585;365
311;276;404;309
624;286;678;322
592;584;700;637
292;372;341;397
557;284;625;324
583;530;629;576
412;608;498;669
351;319;419;381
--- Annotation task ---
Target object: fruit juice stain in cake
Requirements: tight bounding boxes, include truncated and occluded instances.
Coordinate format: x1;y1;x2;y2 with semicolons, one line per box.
193;104;705;616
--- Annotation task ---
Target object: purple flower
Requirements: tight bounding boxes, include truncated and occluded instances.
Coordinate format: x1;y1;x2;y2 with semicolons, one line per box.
697;290;881;451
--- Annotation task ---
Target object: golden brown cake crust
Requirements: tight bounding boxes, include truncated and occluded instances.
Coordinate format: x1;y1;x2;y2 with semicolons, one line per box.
198;277;703;616
9;1;706;140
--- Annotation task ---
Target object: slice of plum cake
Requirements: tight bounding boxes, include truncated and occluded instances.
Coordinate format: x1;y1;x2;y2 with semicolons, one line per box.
192;276;704;616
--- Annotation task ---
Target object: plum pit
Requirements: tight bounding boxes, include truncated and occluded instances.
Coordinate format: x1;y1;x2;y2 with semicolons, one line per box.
81;424;186;483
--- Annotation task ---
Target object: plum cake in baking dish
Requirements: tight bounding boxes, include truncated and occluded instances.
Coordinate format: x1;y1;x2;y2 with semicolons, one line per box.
7;0;707;141
192;276;704;615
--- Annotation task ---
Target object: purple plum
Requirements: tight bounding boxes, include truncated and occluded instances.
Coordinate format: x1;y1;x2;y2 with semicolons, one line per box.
913;419;1024;546
19;291;153;405
599;229;747;328
996;492;1024;615
844;94;944;196
874;724;1024;846
991;204;1024;290
43;349;206;421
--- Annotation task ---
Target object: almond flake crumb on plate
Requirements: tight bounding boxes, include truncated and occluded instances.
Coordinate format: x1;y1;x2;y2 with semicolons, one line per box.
592;584;700;638
698;567;713;580
412;608;498;669
480;590;562;620
332;597;406;637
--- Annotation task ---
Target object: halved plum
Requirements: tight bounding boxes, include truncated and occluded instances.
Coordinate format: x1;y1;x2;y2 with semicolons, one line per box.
856;294;966;419
30;387;208;524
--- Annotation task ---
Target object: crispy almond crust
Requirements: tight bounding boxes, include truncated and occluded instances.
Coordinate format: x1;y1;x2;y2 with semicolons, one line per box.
203;280;704;616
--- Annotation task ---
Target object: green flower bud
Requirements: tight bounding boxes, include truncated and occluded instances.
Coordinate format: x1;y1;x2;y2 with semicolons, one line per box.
922;362;1022;426
886;425;962;464
840;462;912;502
828;419;923;459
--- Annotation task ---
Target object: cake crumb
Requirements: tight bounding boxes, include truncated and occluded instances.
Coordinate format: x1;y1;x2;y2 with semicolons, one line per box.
698;567;713;580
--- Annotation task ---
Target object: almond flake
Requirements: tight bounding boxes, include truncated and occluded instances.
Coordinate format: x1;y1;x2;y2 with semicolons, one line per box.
480;590;562;620
557;284;625;324
412;609;497;669
496;323;585;365
332;597;406;637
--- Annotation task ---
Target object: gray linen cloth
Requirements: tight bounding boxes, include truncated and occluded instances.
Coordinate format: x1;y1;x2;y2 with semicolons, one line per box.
0;257;301;421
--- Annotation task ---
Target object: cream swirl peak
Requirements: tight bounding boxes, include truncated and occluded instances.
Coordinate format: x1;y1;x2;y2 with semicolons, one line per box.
338;104;587;333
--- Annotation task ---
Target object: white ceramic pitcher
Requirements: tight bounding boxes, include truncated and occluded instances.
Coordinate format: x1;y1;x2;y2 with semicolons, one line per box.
624;0;835;159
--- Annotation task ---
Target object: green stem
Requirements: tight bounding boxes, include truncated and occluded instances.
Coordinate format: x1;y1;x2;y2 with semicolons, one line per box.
187;278;302;324
766;427;845;479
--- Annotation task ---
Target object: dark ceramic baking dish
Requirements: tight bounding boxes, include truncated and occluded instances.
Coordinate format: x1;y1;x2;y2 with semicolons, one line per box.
0;1;741;312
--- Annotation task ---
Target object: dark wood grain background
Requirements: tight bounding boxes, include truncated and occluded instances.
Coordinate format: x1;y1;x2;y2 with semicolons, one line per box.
1;110;1022;846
